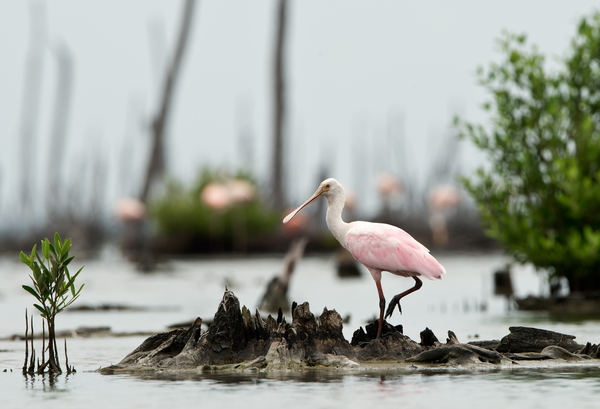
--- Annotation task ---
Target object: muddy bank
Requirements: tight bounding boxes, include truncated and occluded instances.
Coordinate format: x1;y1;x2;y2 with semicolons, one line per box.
99;291;600;374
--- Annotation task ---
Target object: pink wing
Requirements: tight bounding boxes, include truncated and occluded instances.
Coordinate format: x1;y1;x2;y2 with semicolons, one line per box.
345;222;446;280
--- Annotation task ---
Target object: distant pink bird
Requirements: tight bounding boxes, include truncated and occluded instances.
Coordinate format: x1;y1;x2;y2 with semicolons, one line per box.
428;184;462;247
201;183;231;210
114;197;147;222
284;178;446;338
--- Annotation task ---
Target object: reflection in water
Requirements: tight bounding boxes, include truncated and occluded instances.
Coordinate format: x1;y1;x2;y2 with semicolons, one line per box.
24;373;70;393
8;360;600;409
99;365;600;385
113;369;350;384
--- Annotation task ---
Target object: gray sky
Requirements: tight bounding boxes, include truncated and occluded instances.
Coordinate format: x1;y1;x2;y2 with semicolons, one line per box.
1;0;598;227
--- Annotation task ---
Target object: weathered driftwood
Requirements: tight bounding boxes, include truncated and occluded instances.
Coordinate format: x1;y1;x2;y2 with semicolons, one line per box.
100;291;600;374
259;237;308;314
407;343;504;365
495;326;580;353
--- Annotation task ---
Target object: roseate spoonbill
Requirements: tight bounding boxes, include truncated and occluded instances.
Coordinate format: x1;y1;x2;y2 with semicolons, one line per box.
201;183;231;210
376;172;404;197
201;179;256;210
428;184;462;247
114;197;146;222
428;184;461;210
283;178;446;338
375;173;404;222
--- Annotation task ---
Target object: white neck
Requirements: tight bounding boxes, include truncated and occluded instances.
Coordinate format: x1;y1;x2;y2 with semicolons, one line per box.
325;192;350;248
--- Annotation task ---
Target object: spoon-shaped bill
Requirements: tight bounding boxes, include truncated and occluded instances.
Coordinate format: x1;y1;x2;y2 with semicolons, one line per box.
283;187;324;223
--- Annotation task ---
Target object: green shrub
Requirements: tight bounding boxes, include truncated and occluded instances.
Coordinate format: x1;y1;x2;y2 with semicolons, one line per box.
457;13;600;293
149;168;281;250
20;233;84;373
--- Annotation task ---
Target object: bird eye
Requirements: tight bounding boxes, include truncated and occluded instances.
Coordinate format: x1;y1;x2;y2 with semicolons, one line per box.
325;184;331;188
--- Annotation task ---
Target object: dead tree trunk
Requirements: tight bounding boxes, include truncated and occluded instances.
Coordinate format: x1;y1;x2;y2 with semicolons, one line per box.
271;0;288;209
18;2;46;221
46;43;74;212
139;0;197;204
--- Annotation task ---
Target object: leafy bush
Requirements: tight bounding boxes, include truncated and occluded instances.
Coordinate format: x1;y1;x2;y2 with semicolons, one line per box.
149;168;281;251
20;233;84;373
457;13;600;293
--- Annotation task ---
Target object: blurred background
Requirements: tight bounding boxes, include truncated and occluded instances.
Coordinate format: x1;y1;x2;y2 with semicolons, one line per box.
2;0;600;335
1;0;598;256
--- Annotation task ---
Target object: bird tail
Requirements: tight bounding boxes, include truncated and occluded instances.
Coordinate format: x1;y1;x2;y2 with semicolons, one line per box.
420;253;446;280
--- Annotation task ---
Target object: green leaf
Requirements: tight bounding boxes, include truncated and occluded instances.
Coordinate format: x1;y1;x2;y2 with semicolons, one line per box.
39;283;49;300
71;266;84;283
63;256;75;266
56;274;65;293
29;244;37;265
19;251;31;267
64;267;83;296
50;260;58;281
62;238;72;257
35;252;47;273
54;232;62;254
32;262;42;282
42;239;50;260
33;303;47;317
22;285;41;301
72;282;84;299
61;286;84;310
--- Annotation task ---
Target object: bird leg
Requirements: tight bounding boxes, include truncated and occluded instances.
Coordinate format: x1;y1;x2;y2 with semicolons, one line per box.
376;281;385;339
384;276;423;319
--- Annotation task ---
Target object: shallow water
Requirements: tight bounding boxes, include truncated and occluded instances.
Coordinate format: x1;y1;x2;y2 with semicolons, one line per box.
2;250;600;408
3;365;600;409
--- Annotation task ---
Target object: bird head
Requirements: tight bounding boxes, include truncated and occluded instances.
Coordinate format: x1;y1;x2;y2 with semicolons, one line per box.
283;178;343;223
320;178;345;198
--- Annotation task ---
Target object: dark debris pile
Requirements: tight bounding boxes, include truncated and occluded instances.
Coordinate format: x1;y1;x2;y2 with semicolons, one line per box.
100;291;600;374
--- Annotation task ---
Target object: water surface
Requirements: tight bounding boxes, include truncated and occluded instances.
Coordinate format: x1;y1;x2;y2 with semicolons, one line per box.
2;251;600;408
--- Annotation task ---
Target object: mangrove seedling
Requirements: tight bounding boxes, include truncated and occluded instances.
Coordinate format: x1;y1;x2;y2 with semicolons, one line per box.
20;233;84;374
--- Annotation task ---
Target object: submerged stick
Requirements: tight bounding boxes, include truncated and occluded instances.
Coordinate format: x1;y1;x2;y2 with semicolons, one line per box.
42;320;46;370
28;315;35;374
53;336;61;373
29;349;36;375
64;339;74;374
23;309;28;375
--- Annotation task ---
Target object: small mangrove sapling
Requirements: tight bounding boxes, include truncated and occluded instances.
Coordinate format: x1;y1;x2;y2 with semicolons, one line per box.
20;233;84;374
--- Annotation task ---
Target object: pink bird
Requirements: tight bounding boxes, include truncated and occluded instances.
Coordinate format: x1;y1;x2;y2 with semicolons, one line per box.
283;178;446;338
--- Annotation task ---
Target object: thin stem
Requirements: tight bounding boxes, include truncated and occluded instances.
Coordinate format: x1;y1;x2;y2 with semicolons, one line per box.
42;320;46;368
23;309;28;375
53;335;60;372
64;339;73;374
28;315;35;374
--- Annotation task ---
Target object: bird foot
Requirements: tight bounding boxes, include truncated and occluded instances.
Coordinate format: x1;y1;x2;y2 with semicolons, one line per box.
384;296;402;319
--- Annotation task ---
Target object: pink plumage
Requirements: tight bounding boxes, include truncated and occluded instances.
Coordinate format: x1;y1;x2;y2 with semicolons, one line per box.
345;222;446;280
283;178;447;338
